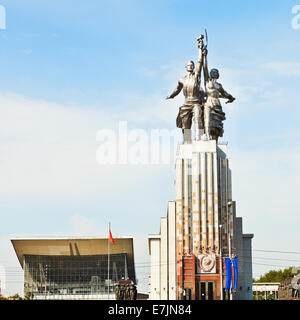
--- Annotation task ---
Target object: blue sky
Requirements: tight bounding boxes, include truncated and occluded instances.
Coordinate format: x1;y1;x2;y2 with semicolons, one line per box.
0;0;300;295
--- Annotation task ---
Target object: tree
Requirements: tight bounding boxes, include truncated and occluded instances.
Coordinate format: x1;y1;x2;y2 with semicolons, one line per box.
255;267;295;283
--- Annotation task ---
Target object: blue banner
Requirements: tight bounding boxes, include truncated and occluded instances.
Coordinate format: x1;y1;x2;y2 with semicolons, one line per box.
232;257;238;290
225;258;232;290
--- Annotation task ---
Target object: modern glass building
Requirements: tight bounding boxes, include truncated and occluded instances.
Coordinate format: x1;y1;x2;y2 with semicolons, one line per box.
11;237;136;300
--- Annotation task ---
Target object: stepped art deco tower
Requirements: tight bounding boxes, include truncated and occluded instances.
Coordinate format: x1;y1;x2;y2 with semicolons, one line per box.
148;34;254;300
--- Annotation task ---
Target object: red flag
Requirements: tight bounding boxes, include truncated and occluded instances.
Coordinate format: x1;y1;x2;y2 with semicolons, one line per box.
109;229;115;244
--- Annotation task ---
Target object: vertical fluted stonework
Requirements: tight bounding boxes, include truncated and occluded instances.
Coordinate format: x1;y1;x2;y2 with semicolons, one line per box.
175;140;233;260
213;152;219;251
207;152;213;250
175;158;183;256
192;152;200;252
200;152;207;251
183;160;190;254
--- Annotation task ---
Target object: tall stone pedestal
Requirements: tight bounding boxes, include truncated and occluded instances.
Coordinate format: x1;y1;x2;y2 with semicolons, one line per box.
148;140;254;300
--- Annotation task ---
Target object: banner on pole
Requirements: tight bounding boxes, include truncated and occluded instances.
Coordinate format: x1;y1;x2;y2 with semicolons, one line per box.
232;257;238;290
225;258;232;290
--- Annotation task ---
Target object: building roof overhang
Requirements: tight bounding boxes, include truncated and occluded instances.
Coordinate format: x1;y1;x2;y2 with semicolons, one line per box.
11;236;135;270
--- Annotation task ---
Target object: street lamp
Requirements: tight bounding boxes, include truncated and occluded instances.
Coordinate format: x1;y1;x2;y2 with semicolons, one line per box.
227;201;233;300
219;224;223;300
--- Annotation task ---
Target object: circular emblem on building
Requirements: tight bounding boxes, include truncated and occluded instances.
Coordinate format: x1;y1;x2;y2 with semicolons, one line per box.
199;254;216;273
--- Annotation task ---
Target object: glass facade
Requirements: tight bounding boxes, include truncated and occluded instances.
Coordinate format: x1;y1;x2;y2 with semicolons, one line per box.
24;254;134;299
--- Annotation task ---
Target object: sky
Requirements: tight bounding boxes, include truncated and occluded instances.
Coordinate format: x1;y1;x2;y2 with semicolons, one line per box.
0;0;300;296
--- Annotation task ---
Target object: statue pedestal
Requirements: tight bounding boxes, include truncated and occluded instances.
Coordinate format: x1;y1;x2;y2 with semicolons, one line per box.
175;140;231;257
148;140;254;300
175;140;231;300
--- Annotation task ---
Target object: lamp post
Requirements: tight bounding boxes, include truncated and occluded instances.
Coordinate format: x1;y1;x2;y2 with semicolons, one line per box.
227;201;232;300
219;224;223;300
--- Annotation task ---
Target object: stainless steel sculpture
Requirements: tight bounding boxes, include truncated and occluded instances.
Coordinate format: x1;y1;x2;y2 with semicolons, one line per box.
166;33;235;142
166;35;206;142
202;48;235;142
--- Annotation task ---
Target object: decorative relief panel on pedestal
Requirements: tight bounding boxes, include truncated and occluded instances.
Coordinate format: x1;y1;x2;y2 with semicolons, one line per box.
197;254;217;274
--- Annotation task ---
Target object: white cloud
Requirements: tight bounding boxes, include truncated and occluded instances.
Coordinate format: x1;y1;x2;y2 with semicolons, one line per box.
0;93;104;198
261;62;300;77
232;147;300;223
0;92;177;199
68;214;107;236
231;147;300;277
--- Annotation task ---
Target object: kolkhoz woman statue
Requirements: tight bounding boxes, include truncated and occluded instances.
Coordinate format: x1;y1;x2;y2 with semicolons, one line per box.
202;47;235;142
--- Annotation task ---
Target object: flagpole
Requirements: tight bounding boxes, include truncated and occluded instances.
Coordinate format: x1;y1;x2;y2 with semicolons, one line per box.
108;222;110;300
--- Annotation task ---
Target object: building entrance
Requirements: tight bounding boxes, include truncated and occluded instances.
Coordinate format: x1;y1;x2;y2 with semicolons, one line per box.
199;281;214;300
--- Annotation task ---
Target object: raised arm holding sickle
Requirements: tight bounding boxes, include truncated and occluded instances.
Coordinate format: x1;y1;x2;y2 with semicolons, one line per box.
166;35;206;142
202;46;235;141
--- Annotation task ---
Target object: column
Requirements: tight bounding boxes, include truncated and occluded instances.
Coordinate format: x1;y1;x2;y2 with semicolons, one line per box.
200;152;207;250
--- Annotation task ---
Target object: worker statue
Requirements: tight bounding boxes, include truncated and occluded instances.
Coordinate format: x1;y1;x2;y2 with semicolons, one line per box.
166;35;206;143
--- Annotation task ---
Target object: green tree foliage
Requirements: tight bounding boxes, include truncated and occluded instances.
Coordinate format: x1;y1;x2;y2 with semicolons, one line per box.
255;267;295;283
